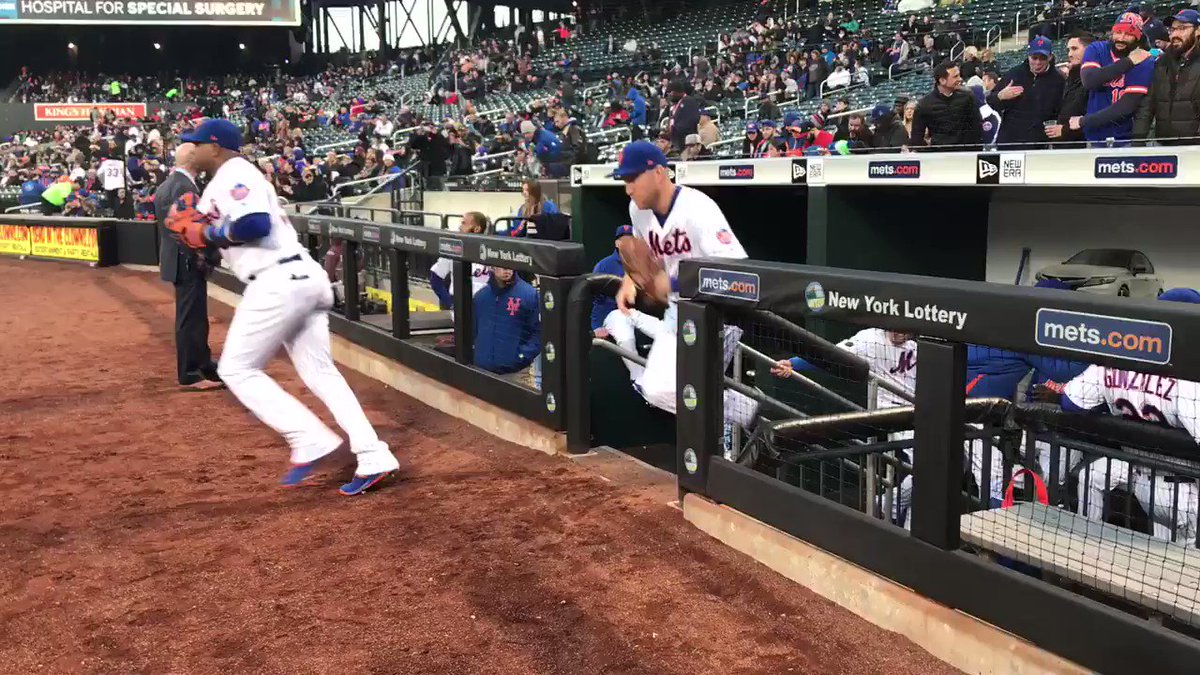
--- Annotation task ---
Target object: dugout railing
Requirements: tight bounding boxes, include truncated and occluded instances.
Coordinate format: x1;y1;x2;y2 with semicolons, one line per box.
675;258;1200;674
211;213;585;430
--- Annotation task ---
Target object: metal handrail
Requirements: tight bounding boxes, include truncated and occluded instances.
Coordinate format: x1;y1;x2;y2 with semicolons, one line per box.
743;92;768;119
986;25;1002;51
4;203;40;213
1015;9;1026;37
472;149;516;164
587;126;629;141
949;40;966;62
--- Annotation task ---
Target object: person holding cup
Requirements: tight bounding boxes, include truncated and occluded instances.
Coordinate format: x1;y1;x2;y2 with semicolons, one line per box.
986;35;1065;150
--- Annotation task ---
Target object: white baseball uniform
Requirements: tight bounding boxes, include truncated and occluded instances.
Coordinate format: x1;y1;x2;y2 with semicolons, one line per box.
627;185;758;428
1066;365;1200;543
203;156;398;476
430;257;491;297
833;329;917;409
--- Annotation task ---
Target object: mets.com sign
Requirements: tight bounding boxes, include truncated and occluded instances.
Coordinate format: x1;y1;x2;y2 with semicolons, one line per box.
1035;308;1172;365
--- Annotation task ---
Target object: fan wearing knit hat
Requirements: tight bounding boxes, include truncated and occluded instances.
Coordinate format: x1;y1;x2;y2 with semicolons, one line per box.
1070;11;1155;145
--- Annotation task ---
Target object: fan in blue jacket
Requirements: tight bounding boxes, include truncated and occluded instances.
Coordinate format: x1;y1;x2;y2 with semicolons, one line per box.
520;120;563;164
965;279;1088;400
590;226;629;330
473;267;541;374
625;87;647;127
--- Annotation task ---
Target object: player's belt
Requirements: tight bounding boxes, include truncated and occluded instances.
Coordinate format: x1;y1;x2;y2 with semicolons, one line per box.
248;253;303;281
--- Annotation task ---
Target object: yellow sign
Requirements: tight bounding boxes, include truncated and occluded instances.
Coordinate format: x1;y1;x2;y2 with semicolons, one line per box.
0;224;31;256
365;286;440;314
29;226;99;262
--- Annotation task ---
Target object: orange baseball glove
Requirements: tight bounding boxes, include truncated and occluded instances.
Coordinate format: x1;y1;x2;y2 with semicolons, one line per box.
617;235;670;308
165;193;209;250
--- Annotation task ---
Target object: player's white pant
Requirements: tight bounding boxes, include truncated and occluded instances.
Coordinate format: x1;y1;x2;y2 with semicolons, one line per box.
633;305;759;428
603;308;663;381
1079;457;1198;544
217;259;399;476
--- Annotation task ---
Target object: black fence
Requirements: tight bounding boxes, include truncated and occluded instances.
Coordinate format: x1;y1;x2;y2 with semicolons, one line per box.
212;213;586;430
674;257;1200;674
0;214;159;267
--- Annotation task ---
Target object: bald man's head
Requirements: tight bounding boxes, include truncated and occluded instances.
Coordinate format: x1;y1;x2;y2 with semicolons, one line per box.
174;142;197;173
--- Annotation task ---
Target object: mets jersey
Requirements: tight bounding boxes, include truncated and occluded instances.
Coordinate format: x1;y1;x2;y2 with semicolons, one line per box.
1064;365;1200;443
1081;41;1154;142
837;328;918;409
430;257;491;297
628;185;747;296
197;156;307;283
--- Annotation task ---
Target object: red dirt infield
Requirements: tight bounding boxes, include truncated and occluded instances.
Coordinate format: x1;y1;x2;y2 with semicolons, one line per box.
0;258;956;674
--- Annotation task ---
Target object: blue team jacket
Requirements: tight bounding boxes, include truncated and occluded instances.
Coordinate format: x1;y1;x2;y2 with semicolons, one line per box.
626;88;647;126
531;128;563;163
590;250;624;330
966;345;1088;400
474;276;541;374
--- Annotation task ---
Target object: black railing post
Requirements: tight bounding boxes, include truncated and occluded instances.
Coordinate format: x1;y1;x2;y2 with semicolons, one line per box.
911;338;966;550
388;246;410;339
676;299;724;496
343;239;361;323
565;277;594;453
452;260;473;365
536;274;576;432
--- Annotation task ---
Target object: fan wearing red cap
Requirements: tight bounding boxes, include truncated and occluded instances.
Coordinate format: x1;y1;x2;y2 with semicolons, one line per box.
1073;11;1155;145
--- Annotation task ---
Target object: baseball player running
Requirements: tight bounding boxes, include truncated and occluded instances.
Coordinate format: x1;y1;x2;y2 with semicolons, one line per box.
164;119;399;495
1057;288;1200;542
609;140;758;428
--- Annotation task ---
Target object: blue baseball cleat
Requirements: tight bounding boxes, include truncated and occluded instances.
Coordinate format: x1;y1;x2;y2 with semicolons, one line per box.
338;472;392;496
281;462;320;487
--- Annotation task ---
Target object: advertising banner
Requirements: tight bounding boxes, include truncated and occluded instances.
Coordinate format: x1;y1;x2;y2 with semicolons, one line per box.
0;0;301;25
29;226;99;262
0;224;31;255
34;102;147;121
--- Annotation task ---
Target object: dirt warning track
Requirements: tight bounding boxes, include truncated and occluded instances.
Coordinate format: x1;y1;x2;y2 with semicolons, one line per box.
0;258;955;674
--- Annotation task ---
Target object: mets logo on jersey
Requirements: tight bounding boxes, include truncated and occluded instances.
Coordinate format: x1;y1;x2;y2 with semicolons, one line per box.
230;184;250;201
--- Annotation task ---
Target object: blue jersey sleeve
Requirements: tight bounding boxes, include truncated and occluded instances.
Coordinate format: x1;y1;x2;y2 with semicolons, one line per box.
1081;41;1105;70
1125;59;1154;94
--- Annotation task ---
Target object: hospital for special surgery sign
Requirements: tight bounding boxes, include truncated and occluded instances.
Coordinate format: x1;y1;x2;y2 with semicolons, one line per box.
35;103;146;122
0;0;300;25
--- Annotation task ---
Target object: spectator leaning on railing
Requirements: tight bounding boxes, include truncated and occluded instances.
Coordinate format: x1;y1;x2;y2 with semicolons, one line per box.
1135;9;1200;145
909;60;982;151
987;37;1065;150
1071;12;1154;147
1047;31;1095;146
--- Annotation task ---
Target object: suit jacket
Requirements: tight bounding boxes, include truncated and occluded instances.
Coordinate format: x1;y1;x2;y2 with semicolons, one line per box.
155;169;201;284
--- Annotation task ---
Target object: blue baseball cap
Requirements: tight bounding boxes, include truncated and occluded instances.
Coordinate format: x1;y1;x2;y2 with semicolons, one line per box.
1028;36;1053;56
760;119;777;128
745;122;760;134
607;140;668;179
1170;9;1200;26
870;103;891;122
1160;288;1200;303
614;224;634;240
180;118;243;151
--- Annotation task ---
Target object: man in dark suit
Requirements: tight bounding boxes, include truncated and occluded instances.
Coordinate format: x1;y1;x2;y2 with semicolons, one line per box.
155;142;222;391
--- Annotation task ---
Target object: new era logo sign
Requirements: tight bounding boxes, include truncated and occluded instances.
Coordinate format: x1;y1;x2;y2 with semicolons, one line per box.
791;159;807;184
571;165;582;186
976;153;1025;185
977;157;999;181
666;163;677;182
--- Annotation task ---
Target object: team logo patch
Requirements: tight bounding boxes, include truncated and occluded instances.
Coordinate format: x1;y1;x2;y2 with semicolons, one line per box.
716;229;733;245
230;183;250;200
805;282;826;312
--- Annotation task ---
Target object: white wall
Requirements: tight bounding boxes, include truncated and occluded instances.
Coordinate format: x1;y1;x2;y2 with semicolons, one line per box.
986;201;1200;291
422;190;529;229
